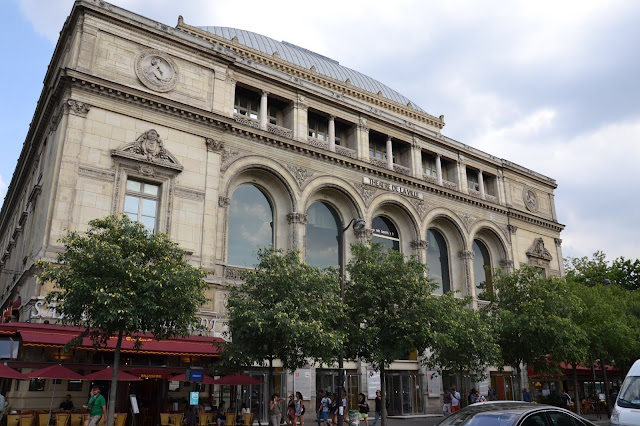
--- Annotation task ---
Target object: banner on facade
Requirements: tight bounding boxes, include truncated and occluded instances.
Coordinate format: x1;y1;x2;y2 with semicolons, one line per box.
294;369;311;400
427;371;442;398
367;371;381;398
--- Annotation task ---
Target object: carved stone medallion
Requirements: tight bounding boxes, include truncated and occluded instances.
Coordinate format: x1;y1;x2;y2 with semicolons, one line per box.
523;186;539;213
286;164;314;189
135;50;178;93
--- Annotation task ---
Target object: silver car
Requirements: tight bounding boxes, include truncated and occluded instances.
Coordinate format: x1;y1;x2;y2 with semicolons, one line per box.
435;401;596;426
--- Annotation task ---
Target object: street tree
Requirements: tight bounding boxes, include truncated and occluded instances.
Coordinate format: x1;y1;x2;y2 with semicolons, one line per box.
36;214;208;426
344;242;437;426
424;292;501;396
487;266;584;398
224;247;342;393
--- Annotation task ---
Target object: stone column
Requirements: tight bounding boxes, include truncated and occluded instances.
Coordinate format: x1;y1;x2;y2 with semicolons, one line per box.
286;212;308;254
436;154;443;186
458;250;476;307
328;115;336;152
549;193;558;221
478;170;486;199
386;135;393;170
410;140;422;178
356;116;370;161
458;157;468;193
496;170;506;206
411;239;428;265
259;90;269;130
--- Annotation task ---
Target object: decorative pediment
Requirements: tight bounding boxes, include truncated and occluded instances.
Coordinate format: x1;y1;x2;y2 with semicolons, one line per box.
526;238;553;261
111;130;183;173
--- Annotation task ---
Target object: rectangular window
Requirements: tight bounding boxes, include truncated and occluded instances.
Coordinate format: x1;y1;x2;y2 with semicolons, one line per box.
308;117;328;141
268;106;278;125
422;156;437;177
124;179;160;232
29;378;45;391
467;173;479;191
233;92;259;120
369;141;386;160
67;380;83;392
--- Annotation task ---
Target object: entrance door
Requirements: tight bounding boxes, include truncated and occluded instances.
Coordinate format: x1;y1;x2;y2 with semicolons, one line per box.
385;373;423;415
240;371;283;425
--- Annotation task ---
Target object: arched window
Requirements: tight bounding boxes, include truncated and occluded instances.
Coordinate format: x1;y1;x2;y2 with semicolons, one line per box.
227;184;273;267
473;239;492;295
427;229;450;295
372;216;400;251
306;202;340;268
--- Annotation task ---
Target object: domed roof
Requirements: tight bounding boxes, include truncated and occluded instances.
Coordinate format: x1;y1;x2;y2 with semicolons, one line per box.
197;26;424;112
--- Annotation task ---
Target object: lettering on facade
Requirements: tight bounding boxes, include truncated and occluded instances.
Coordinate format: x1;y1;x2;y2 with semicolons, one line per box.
31;301;219;332
362;177;424;200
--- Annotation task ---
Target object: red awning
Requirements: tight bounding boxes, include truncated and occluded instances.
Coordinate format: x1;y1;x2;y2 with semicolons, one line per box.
1;323;224;357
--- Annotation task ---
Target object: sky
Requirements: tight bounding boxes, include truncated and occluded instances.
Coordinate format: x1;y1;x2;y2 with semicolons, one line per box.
1;0;639;262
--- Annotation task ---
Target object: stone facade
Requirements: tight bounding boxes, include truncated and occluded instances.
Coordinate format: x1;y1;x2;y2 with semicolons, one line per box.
0;0;564;415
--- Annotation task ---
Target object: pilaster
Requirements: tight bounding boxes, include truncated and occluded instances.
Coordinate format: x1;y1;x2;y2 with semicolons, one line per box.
478;170;486;200
356;116;370;161
410;138;422;179
286;212;308;253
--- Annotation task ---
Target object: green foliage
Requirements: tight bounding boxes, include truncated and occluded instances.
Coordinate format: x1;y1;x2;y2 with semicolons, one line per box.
610;257;640;291
424;292;501;379
37;214;208;344
224;247;343;373
343;242;437;371
487;266;586;375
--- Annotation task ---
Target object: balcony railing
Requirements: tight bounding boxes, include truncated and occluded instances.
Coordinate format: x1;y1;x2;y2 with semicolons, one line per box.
307;137;329;150
422;174;438;184
369;157;388;168
442;180;457;190
393;164;411;176
233;113;259;128
335;145;357;159
485;194;498;203
267;123;293;139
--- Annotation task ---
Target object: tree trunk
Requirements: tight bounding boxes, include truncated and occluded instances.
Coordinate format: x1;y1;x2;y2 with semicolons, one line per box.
380;367;387;426
600;353;611;418
571;362;580;415
107;328;124;426
459;368;463;407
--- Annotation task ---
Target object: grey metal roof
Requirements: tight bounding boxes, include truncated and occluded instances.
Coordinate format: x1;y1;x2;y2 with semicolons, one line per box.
198;26;425;112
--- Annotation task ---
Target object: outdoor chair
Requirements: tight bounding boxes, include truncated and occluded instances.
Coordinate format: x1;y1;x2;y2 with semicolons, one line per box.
114;413;127;426
70;414;83;426
6;414;20;426
160;413;172;426
171;414;183;426
242;413;253;426
206;412;217;426
56;413;71;426
19;414;35;426
225;414;235;426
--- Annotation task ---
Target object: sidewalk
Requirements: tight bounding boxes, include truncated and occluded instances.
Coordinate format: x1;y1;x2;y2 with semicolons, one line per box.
580;413;610;425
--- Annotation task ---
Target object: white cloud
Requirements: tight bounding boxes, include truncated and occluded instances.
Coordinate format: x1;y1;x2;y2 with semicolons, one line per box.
0;174;7;202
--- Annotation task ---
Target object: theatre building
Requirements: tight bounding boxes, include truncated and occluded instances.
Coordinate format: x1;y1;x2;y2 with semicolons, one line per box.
0;0;564;418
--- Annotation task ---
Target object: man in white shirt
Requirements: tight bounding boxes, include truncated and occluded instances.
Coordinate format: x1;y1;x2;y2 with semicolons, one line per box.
451;388;461;413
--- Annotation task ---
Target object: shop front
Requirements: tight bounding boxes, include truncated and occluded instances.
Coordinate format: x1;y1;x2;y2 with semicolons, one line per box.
0;322;223;425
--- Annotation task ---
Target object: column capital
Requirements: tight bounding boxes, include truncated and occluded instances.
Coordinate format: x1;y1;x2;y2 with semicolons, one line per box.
218;196;230;207
261;90;269;97
286;212;308;224
411;239;428;250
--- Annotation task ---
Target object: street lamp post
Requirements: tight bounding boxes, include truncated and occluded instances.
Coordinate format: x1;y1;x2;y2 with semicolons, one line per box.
337;218;365;426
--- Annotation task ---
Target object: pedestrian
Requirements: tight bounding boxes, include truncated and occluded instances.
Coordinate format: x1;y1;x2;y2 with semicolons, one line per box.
451;388;461;413
287;394;296;426
295;391;305;426
0;391;7;423
475;392;486;403
269;394;285;426
487;387;497;401
330;393;339;426
320;391;332;426
316;391;324;426
357;393;369;426
561;390;571;410
468;389;477;405
522;388;531;402
371;390;382;426
83;385;106;426
442;389;452;416
342;391;348;425
184;405;198;426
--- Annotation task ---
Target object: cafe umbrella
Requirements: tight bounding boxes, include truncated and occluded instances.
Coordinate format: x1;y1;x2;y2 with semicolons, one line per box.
27;364;87;426
85;367;142;382
0;363;29;380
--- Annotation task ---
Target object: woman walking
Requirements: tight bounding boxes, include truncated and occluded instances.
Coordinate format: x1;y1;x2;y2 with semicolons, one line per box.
269;394;285;426
294;391;305;426
357;394;369;426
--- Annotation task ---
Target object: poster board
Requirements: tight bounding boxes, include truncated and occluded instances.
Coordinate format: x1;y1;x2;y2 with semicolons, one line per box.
130;395;139;414
367;371;380;398
426;371;442;398
293;369;311;400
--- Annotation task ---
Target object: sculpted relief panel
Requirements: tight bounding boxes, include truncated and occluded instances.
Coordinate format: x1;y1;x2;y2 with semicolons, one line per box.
92;32;213;108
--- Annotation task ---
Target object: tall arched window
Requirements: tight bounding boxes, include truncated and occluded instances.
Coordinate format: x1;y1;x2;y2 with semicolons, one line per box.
372;216;400;251
427;229;450;295
473;239;492;295
227;184;273;267
306;202;340;268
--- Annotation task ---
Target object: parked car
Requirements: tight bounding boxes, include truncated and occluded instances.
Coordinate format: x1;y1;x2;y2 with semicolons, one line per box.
611;358;640;426
435;401;596;426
